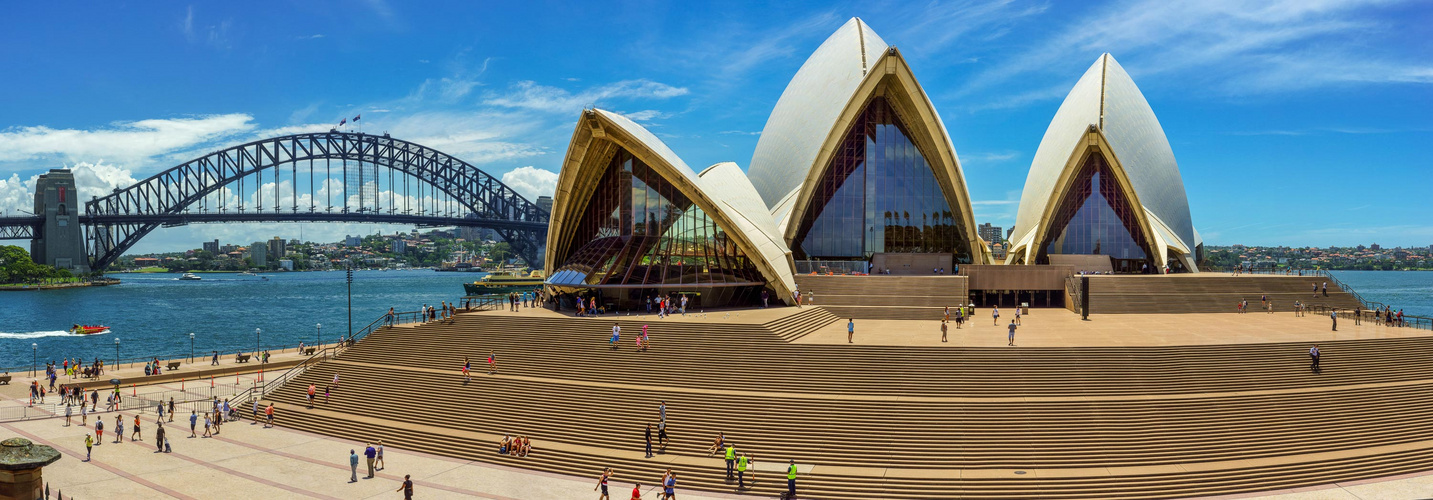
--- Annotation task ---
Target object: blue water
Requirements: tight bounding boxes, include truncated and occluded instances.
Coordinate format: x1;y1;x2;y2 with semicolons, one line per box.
0;270;481;370
1329;270;1433;318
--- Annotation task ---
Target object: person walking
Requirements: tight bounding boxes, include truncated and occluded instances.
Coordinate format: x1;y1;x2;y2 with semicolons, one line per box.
95;418;104;445
307;383;317;408
1355;306;1362;325
847;319;854;344
1331;309;1338;332
80;402;88;426
662;469;676;500
1322;282;1328;297
786;459;799;499
595;467;614;500
132;414;142;441
211;350;219;366
993;306;1000;326
65;403;72;426
189;410;198;437
488;350;497;375
349;449;359;483
762;289;769;308
941;320;948;343
168;397;175;422
396;474;414;500
265;403;275;428
724;442;736;480
1008;320;1018;346
737;452;750;488
1310;345;1321;374
1014;307;1021;326
610;323;621;350
115;414;125;443
84;433;94;461
463;356;471;382
364;443;376;478
155;422;166;452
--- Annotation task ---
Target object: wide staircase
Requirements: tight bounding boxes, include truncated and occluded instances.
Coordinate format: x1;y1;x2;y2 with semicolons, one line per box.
795;274;967;320
1087;275;1363;314
263;311;1433;499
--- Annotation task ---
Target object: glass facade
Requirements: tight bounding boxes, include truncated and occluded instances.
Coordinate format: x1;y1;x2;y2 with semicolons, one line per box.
547;148;766;300
1036;153;1154;272
790;97;973;262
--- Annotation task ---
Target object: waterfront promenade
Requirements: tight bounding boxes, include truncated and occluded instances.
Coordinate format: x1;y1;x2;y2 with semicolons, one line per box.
7;303;1433;498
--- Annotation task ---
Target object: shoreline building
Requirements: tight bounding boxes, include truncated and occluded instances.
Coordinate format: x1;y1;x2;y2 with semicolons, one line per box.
1005;54;1201;273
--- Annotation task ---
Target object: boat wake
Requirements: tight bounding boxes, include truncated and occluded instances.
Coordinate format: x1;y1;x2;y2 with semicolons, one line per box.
0;330;81;339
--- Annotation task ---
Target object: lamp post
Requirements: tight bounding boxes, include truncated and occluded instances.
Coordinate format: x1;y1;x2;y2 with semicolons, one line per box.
255;328;261;361
346;264;354;344
31;343;37;378
254;327;261;394
114;338;119;370
316;323;322;355
189;332;195;363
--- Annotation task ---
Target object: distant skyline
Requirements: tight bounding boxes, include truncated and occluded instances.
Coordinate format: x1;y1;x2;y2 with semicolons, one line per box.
1;1;1430;253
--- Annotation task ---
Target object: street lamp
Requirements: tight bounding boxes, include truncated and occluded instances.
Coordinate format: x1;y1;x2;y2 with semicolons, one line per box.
255;328;262;361
114;338;120;370
346;264;354;344
31;343;37;377
316;323;322;354
189;332;195;363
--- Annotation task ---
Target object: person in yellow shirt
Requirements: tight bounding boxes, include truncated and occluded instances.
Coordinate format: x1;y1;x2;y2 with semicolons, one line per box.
787;459;798;499
724;443;736;480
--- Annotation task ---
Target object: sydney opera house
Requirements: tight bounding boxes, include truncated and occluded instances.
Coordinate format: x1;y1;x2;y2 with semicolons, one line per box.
543;18;1199;307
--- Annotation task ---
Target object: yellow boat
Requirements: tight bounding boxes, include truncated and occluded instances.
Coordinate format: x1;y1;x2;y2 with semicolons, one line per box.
463;269;544;295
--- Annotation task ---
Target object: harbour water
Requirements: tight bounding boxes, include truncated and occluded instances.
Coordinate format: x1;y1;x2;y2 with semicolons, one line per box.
0;270;481;370
0;269;1427;371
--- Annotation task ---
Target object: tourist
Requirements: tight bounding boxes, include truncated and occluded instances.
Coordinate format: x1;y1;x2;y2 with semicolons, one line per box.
211;350;219;366
847;319;854;343
252;399;260;423
325;385;331;404
1354;306;1361;325
737;452;750;488
762;289;769;308
611;323;621;350
595;467;614;500
993;306;1000;326
941;320;948;343
1311;283;1318;297
396;474;413;500
332;371;340;389
640;324;649;352
706;432;725;456
349;449;359;483
64;403;72;426
956;308;963;329
630;482;643;500
168;397;176;422
488;350;497;375
1322;282;1328;297
1008;320;1018;346
463;356;471;382
95;417;104;444
680;294;688;315
1309;345;1321;374
376;440;386;470
787;459;799;499
132;414;142;441
115;414;125;443
155;422;165;452
499;435;510;454
202;413;212;437
1331;309;1338;332
84;433;93;461
645;423;653;458
80;401;88;426
307;383;317;408
364;442;376;478
189;410;197;437
663;468;677;500
265;403;275;428
724;442;736;480
1015;306;1022;325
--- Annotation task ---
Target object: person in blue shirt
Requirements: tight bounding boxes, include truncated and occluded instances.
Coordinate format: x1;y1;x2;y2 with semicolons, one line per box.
349;449;359;483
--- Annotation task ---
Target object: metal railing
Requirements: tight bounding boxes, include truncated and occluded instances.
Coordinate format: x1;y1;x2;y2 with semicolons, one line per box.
1304;304;1431;331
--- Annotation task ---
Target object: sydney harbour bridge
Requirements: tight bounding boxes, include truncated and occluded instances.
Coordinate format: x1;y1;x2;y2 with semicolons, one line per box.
0;132;549;271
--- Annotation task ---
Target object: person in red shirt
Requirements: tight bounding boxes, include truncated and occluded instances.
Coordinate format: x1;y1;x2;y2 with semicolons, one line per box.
630;483;642;500
264;403;275;428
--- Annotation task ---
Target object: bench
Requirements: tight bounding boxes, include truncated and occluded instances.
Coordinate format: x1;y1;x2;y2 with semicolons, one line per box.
235;354;251;363
167;361;182;371
303;347;317;356
0;375;10;385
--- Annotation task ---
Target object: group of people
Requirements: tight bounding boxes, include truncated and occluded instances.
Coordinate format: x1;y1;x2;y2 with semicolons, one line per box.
507;290;541;311
498;434;532;457
417;302;459;323
142;357;167;376
460;352;498;381
608;324;652;351
596;467;679;500
58;357;105;379
644;295;688;318
576;296;605;316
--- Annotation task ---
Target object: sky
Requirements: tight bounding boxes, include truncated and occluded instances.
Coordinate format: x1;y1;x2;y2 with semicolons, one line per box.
0;0;1430;253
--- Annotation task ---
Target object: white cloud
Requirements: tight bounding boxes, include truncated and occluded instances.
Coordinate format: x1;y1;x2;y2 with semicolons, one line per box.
0;161;139;215
622;110;670;122
484;79;689;114
957;0;1430;100
500;166;558;200
0;114;255;164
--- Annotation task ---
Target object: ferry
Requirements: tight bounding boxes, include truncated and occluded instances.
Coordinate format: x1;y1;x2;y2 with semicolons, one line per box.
179;272;202;281
71;324;110;335
463;269;545;295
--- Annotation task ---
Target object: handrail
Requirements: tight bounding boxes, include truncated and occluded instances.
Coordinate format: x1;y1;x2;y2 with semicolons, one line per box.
1304;304;1431;331
230;309;414;406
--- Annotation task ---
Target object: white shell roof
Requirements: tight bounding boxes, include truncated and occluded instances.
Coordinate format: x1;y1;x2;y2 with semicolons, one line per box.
1010;53;1195;251
746;17;888;210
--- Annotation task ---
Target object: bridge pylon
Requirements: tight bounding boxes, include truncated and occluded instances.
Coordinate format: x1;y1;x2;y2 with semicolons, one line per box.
32;169;91;273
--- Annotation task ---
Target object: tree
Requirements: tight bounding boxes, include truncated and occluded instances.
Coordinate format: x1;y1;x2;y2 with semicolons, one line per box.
489;242;512;265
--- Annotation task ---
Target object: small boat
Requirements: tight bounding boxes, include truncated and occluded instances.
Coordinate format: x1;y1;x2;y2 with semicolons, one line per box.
463;269;545;295
179;273;202;280
71;324;110;335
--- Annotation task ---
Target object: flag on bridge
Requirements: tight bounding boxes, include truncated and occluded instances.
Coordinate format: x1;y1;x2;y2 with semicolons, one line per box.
339;118;346;126
353;114;361;122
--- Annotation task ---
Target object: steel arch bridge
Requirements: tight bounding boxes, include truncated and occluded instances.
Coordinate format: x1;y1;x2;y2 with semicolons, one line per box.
67;131;548;270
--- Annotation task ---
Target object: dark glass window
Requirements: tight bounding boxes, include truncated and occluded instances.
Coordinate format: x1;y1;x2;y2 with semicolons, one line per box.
551;148;763;287
1036;153;1153;272
790;96;972;262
